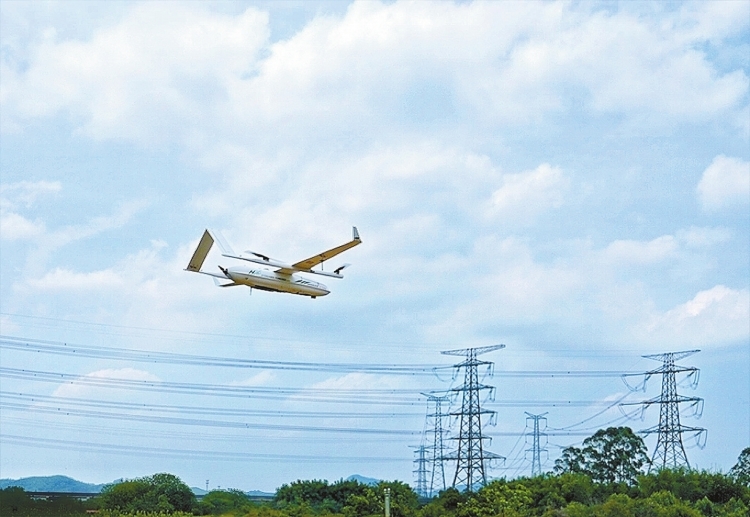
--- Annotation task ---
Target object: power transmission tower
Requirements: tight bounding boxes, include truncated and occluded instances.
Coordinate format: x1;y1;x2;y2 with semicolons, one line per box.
525;412;548;476
422;393;450;497
413;445;429;498
621;349;706;471
442;344;505;491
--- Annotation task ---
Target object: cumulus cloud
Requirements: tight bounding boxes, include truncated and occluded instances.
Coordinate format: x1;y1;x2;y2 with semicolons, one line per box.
638;285;750;348
697;155;750;211
2;1;746;148
52;367;161;398
0;181;60;240
26;267;124;290
307;372;402;392
488;163;568;222
0;180;62;209
675;226;732;248
2;3;269;142
0;212;45;240
230;371;275;387
602;235;679;266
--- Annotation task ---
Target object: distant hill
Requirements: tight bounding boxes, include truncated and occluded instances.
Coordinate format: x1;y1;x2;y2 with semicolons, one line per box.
0;476;275;498
346;474;380;486
0;475;107;493
247;489;275;497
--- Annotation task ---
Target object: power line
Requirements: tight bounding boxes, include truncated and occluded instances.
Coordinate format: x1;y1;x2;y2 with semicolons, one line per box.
0;367;641;407
0;335;447;375
0;335;637;377
0;433;410;463
0;367;429;404
0;415;413;444
0;313;652;356
0;401;421;435
0;392;421;419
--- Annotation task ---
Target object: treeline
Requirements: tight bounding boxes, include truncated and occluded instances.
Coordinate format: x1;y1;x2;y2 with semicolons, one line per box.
1;434;748;517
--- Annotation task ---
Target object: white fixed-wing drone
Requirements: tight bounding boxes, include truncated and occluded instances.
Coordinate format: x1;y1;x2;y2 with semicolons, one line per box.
185;227;361;298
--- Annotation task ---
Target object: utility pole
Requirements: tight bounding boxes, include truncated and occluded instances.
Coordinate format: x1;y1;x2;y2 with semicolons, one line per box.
413;445;429;498
421;392;450;497
384;488;391;517
442;344;505;491
621;349;706;471
525;412;548;476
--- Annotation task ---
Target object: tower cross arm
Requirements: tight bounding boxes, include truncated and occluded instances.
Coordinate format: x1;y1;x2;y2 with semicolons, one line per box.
441;344;506;357
642;350;700;362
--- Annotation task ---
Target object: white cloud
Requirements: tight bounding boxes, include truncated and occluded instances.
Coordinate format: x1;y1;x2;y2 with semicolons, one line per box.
0;181;60;240
0;180;62;209
52;368;161;398
2;3;269;142
602;235;679;265
230;371;275;387
638;285;750;348
43;198;150;250
0;212;45;240
26;267;124;290
675;226;732;248
697;155;750;211
488;163;568;221
3;1;746;149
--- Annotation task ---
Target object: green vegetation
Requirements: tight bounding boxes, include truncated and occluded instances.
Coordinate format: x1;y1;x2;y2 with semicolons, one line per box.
99;472;196;513
1;436;748;517
0;486;91;516
553;427;650;485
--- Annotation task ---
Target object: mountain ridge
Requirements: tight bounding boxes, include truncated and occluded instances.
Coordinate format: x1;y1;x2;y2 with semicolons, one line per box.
0;475;278;497
0;475;108;493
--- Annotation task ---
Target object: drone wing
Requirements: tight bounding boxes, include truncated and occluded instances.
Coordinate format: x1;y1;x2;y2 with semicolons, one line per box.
279;227;361;276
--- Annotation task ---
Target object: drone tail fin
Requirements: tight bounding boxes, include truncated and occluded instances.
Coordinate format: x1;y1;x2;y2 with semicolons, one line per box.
186;230;214;272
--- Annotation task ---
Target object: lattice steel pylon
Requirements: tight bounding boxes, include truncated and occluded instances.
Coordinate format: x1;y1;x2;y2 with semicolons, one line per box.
413;445;429;498
621;349;706;471
422;392;450;497
525;412;548;476
442;345;505;491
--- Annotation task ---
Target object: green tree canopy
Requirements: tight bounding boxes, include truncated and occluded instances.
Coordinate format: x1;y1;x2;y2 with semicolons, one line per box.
554;427;650;485
198;489;252;515
636;467;749;504
99;472;196;513
342;481;418;517
276;478;369;514
456;480;532;517
730;447;750;486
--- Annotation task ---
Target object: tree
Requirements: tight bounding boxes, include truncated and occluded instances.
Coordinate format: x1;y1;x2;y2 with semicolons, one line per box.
553;447;586;475
276;478;369;514
636;467;749;504
198;489;252;515
457;480;533;517
99;472;196;513
149;472;196;512
0;486;31;516
342;481;418;517
554;427;650;485
729;447;750;486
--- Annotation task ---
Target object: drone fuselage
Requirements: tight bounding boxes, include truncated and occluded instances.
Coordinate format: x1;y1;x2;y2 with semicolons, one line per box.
225;267;329;298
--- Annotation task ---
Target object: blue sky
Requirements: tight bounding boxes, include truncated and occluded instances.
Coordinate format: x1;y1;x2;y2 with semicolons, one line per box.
0;0;748;492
